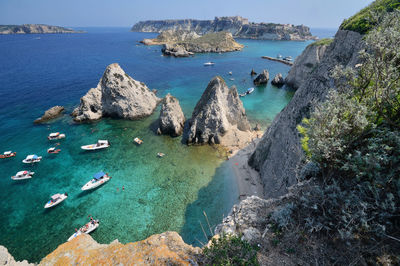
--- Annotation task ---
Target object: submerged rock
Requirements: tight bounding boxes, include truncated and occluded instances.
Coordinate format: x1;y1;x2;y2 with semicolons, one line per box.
158;93;185;137
271;73;285;87
34;106;64;124
253;69;269;85
72;63;160;122
186;76;251;147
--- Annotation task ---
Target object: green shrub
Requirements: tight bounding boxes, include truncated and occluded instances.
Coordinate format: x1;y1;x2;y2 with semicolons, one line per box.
310;38;333;47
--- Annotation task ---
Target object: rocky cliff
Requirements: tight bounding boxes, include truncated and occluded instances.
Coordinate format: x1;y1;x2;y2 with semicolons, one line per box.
185;76;252;148
141;29;200;45
0;24;83;34
132;16;316;41
72;63;160;122
285;40;330;89
248;30;363;198
34;106;64;124
0;246;32;266
158;93;186;137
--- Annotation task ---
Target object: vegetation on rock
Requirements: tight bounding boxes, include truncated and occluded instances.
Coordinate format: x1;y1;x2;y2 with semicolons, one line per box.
310;38;333;46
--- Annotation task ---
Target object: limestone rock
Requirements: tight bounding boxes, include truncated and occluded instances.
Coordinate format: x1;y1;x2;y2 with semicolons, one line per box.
253;70;269;85
186;76;251;147
158;93;185;137
162;43;193;57
39;232;201;265
142;29;200;45
0;245;33;265
250;69;257;76
0;24;83;34
271;73;284;87
72;63;160;122
34;106;64;124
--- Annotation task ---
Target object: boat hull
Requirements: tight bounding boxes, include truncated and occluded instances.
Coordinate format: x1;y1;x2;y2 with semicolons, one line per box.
22;158;42;164
11;172;34;180
68;220;99;242
81;176;110;191
44;194;68;209
81;144;110;150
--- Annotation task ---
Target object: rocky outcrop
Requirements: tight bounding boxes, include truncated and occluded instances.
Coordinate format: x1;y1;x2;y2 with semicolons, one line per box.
0;24;83;34
0;246;33;265
162;43;193;57
141;29;200;45
72;63;160;122
253;70;269;85
248;30;364;198
271;73;284;87
186;76;251;147
132;16;316;41
158;94;185;137
39;232;201;265
34;106;64;124
285;41;329;89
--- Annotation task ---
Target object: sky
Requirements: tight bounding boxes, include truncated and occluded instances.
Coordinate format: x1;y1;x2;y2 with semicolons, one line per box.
0;0;375;29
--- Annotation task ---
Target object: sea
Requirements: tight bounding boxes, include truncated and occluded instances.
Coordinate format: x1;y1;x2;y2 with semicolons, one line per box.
0;27;336;262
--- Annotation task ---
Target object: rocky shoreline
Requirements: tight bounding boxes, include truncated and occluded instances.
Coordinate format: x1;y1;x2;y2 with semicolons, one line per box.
0;24;84;34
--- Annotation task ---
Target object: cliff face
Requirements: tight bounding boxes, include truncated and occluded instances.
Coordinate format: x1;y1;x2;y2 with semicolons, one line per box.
285;42;329;89
158;93;186;137
0;246;33;266
0;24;82;34
132;16;316;41
249;30;363;198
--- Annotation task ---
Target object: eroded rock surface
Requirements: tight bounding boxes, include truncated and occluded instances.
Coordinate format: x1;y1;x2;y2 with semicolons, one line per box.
0;24;83;34
34;106;64;124
253;70;269;85
158;93;185;137
0;246;33;265
72;63;160;122
271;73;284;87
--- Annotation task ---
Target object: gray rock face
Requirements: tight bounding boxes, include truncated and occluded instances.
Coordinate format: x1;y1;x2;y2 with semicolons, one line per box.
34;106;64;124
0;24;83;34
186;76;251;145
271;73;285;87
253;70;269;85
158;94;185;137
132;16;316;41
0;245;33;265
248;30;363;198
285;43;328;89
72;63;160;122
161;43;193;57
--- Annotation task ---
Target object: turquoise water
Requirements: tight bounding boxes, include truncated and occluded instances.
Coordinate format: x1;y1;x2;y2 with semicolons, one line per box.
0;27;312;262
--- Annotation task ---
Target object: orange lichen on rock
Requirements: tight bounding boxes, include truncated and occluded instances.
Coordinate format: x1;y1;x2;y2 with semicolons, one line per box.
39;232;201;265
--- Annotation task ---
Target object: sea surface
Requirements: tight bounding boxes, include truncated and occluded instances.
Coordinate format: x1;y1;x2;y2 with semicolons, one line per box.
0;27;328;262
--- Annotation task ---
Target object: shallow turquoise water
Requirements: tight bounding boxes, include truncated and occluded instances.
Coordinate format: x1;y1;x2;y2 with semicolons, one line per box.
0;27;312;262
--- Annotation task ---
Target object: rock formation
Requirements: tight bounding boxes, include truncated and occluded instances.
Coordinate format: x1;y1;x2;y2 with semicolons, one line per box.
132;16;317;41
253;70;269;85
141;29;200;45
250;69;257;76
161;43;193;57
72;63;160;122
285;41;330;89
271;73;285;87
186;76;251;148
249;30;364;198
34;106;64;124
158;93;185;137
0;24;83;34
39;232;201;265
0;245;32;265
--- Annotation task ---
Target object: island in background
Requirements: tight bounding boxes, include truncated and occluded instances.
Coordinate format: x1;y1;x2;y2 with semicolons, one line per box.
0;24;84;34
132;16;317;41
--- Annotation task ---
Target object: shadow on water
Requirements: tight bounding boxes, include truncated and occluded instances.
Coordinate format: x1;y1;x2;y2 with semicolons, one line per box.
180;159;239;247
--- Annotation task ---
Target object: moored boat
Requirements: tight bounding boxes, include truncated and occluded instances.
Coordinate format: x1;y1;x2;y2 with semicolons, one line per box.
11;171;34;180
81;140;110;151
246;87;255;95
283;56;293;62
44;193;68;209
277;54;283;59
47;147;61;154
157;152;165;157
22;154;42;164
67;218;99;242
48;132;66;140
204;62;215;66
228;71;233;75
81;172;111;191
133;137;143;145
0;151;16;159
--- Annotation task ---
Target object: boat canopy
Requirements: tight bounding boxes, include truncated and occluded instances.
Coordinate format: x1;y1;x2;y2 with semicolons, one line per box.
26;154;38;160
98;140;108;145
49;132;60;137
4;151;11;155
17;171;28;176
48;147;55;151
51;194;62;200
247;88;254;92
93;172;105;180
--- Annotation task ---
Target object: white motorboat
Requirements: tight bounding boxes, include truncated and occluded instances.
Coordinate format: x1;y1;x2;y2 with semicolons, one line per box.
48;132;66;140
67;219;100;242
22;154;42;164
81;140;110;151
44;193;68;209
277;54;283;59
228;71;233;75
47;147;61;154
157;152;165;157
11;171;34;180
133;137;143;145
0;151;16;159
204;62;215;66
283;56;293;62
246;87;255;95
81;172;111;191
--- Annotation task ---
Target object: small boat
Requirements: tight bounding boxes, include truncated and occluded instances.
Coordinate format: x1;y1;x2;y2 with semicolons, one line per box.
204;62;215;66
67;219;100;242
81;172;111;191
11;171;34;180
246;87;255;95
22;154;42;164
44;193;68;209
283;56;293;62
47;147;61;154
239;93;247;97
229;78;235;81
81;140;110;151
277;54;283;59
0;151;16;159
228;71;233;75
133;137;143;145
48;132;66;140
157;152;165;157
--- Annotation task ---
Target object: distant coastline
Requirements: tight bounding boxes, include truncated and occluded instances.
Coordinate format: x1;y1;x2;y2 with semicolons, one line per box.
0;24;85;34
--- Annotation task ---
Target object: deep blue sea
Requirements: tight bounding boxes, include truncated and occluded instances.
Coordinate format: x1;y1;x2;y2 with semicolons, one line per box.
0;27;331;262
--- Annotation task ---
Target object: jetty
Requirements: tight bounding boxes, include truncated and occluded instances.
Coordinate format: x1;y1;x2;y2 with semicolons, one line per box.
261;56;293;66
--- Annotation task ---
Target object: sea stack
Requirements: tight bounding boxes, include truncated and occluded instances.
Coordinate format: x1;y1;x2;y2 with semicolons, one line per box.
34;106;64;124
186;76;251;147
271;73;285;87
72;63;160;122
157;94;185;137
253;70;269;85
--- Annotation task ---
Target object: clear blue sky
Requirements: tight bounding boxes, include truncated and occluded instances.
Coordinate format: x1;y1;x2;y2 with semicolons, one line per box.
0;0;374;28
